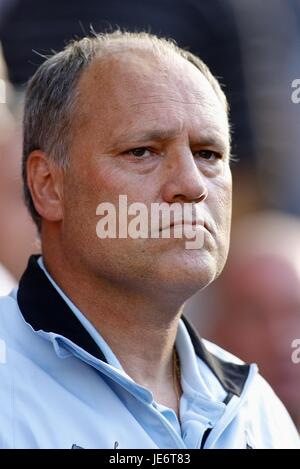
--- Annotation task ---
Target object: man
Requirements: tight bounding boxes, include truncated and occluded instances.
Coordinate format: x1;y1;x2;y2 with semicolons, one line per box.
0;31;298;449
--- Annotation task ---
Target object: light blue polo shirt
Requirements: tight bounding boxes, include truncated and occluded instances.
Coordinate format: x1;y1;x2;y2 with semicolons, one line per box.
37;257;226;447
2;255;299;448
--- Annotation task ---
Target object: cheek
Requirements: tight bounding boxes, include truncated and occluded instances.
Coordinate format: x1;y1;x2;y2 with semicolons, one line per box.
86;160;160;208
64;162;120;210
219;165;233;208
206;172;232;270
63;161;157;235
88;160;134;196
207;169;232;228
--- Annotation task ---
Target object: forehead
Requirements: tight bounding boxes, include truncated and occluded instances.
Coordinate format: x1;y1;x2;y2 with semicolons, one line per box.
75;50;229;148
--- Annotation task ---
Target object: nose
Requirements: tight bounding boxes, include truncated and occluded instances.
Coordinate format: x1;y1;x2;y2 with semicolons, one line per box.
161;148;208;204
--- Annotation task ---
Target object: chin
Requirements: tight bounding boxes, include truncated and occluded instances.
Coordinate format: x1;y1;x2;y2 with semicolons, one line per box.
155;249;218;294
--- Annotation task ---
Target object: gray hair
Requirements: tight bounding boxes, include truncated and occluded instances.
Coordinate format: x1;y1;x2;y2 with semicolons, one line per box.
22;30;229;230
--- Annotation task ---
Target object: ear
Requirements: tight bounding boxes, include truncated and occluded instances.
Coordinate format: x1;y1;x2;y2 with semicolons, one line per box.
26;150;64;223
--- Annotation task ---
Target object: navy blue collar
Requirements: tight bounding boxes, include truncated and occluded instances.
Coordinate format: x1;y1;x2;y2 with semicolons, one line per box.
17;255;250;397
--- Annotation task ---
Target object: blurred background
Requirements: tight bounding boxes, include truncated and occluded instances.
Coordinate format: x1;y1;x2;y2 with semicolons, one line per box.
0;0;299;428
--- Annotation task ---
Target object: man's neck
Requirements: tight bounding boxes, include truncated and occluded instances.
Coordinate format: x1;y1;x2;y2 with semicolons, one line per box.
41;249;185;413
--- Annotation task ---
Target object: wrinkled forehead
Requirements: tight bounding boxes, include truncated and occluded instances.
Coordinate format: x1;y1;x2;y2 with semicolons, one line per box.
74;51;229;146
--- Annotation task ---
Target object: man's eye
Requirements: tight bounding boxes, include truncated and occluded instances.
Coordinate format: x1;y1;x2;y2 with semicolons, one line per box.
127;148;152;158
194;150;221;160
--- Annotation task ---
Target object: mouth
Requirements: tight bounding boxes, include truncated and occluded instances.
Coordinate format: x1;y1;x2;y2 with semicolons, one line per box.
160;219;211;233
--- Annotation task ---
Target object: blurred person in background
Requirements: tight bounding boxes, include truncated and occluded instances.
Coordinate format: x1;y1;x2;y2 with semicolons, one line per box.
0;48;37;280
186;212;300;430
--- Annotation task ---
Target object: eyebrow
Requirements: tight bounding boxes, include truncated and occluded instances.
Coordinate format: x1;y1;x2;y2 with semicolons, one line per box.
116;127;183;144
109;127;230;154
